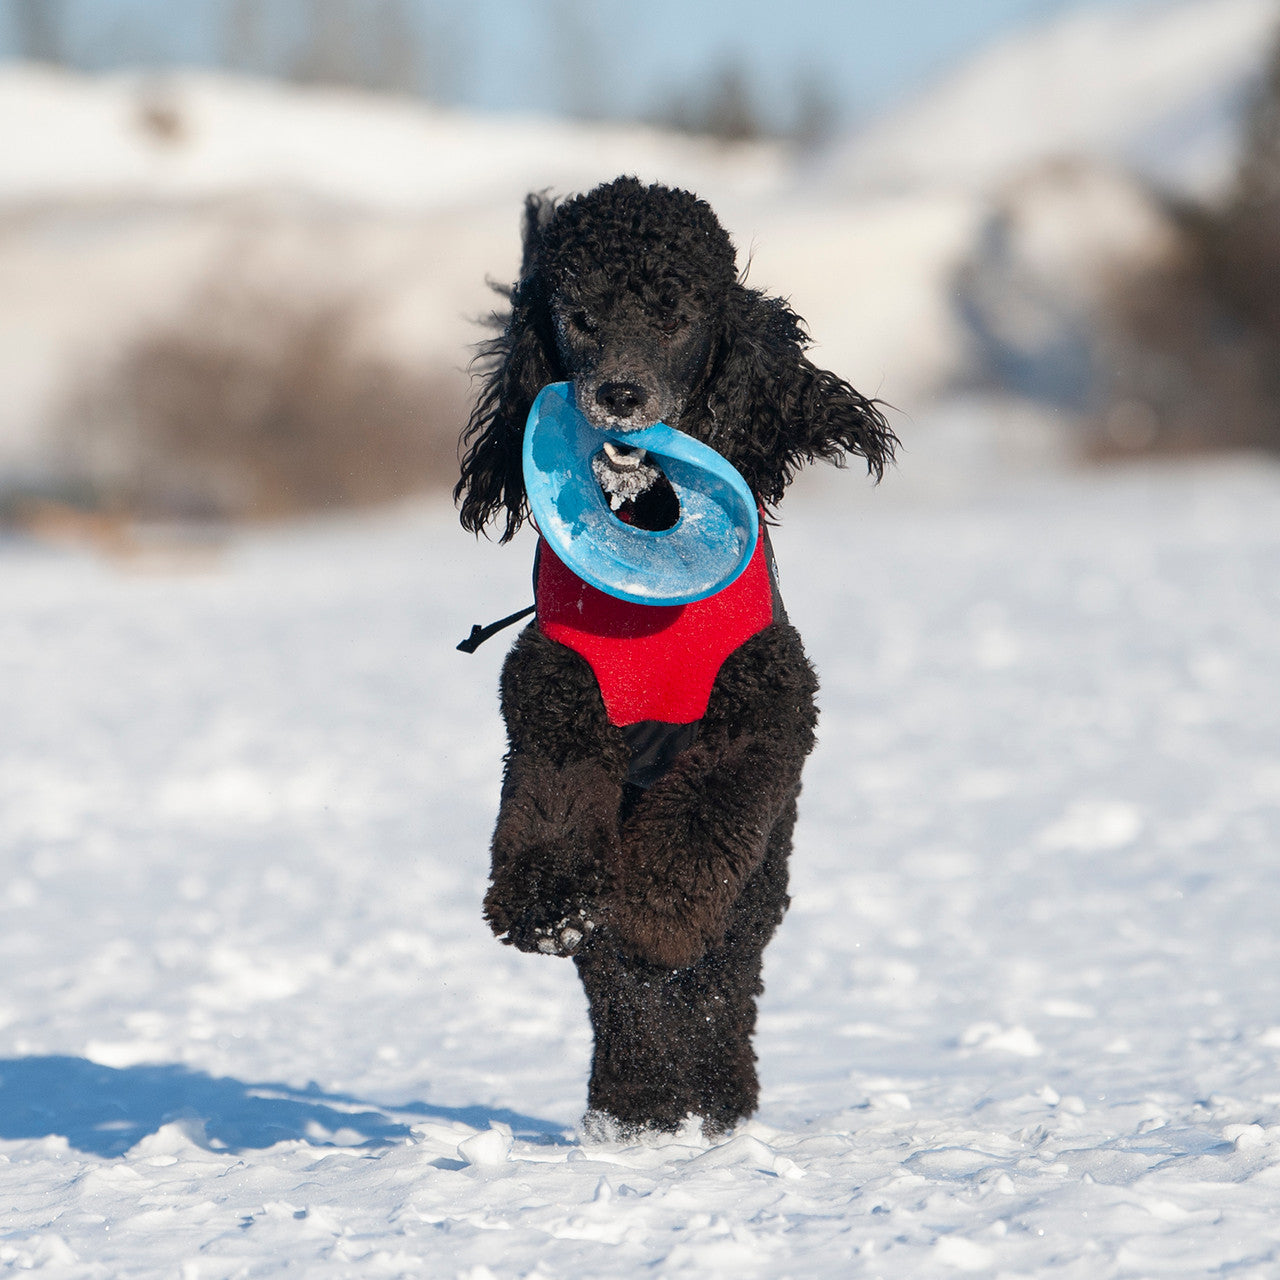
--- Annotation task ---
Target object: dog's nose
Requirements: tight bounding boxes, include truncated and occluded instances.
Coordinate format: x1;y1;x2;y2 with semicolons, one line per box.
595;381;649;419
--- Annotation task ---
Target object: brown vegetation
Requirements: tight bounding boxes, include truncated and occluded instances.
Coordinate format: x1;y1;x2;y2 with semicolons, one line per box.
1095;28;1280;458
61;281;466;521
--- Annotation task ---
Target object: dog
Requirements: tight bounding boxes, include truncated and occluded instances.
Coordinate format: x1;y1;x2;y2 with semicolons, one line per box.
456;176;896;1138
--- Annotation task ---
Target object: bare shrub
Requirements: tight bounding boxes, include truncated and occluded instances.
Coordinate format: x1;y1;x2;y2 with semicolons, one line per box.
62;281;466;521
289;0;422;96
11;0;67;64
1093;222;1280;458
1095;28;1280;458
135;84;188;146
1209;26;1280;337
653;60;838;148
654;61;770;144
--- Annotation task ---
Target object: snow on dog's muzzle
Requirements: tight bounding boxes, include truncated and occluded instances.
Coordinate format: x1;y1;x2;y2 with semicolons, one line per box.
522;382;758;606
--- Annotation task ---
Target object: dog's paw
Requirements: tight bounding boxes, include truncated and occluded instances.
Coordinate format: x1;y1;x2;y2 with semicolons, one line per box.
503;901;598;957
530;904;597;956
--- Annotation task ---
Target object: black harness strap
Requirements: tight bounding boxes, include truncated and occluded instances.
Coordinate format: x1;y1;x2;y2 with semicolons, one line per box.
456;604;535;653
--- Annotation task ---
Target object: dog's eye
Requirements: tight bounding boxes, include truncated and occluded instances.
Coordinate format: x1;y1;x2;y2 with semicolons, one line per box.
656;314;686;336
567;310;597;336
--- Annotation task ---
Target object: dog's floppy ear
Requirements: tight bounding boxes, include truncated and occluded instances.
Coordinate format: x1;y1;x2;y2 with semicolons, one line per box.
519;190;557;277
455;194;562;542
707;285;897;507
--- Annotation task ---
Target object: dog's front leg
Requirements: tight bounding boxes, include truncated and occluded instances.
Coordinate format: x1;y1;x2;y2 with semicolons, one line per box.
484;625;629;957
602;625;820;969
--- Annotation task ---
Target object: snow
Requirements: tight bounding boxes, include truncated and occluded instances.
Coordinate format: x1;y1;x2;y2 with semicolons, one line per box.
0;64;787;489
0;65;787;213
5;0;1273;488
4;445;1280;1275
820;0;1278;199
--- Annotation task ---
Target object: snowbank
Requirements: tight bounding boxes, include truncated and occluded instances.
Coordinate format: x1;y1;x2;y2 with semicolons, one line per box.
0;63;961;496
4;0;1274;498
0;64;787;213
0;65;793;494
820;0;1277;199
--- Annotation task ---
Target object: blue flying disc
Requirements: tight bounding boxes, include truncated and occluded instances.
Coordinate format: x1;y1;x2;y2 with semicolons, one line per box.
523;382;758;606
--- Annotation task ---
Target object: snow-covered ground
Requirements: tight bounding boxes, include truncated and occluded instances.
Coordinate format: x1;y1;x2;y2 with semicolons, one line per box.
4;437;1280;1276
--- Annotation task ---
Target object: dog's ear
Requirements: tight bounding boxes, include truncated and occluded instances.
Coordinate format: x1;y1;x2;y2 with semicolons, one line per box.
707;285;897;507
455;196;562;543
519;191;557;277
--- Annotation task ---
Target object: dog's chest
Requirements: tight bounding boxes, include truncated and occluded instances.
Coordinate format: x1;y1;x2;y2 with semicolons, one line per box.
533;534;779;727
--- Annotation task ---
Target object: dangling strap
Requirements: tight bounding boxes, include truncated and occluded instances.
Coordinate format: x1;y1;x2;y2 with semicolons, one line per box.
456;605;535;653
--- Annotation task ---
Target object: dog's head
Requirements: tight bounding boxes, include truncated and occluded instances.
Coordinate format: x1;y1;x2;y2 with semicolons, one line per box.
531;178;734;436
457;176;896;542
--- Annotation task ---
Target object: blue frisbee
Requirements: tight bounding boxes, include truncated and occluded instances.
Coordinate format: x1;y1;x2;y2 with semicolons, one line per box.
522;382;758;606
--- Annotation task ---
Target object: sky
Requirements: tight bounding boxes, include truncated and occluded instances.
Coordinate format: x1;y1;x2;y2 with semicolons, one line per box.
0;0;1153;132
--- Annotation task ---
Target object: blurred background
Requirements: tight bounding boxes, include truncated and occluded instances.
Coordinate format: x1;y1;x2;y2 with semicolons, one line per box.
1;0;1278;529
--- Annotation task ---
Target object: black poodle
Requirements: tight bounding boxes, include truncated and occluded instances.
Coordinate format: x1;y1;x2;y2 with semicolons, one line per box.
456;176;896;1138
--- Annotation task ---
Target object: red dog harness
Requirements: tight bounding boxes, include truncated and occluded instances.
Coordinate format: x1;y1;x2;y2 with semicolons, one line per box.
535;532;777;726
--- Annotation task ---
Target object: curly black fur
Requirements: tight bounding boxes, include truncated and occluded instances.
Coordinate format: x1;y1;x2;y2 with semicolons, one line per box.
457;177;897;1138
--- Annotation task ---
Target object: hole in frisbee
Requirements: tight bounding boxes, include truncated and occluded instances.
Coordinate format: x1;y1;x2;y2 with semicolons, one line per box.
590;442;681;532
